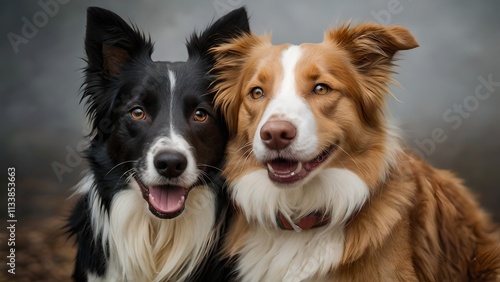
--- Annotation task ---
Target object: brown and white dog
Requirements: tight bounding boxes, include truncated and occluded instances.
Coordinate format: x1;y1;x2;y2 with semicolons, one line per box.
211;23;500;281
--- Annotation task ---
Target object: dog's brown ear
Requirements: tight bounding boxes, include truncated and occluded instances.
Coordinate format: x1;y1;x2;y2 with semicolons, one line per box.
326;23;418;74
210;33;268;134
325;24;418;127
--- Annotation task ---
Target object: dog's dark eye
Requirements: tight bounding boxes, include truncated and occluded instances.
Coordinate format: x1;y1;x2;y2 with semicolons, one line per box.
249;87;265;100
193;109;208;122
130;107;146;120
313;84;330;95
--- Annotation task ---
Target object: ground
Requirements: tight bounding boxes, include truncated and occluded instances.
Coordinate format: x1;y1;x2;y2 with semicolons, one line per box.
0;178;76;281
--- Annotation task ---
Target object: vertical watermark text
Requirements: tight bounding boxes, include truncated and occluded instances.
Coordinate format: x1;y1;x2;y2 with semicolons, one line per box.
6;167;17;275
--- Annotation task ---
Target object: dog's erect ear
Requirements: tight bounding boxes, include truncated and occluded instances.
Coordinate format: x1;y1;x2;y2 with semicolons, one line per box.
326;24;418;127
85;7;153;77
82;7;153;139
186;7;250;61
187;7;250;134
326;23;418;74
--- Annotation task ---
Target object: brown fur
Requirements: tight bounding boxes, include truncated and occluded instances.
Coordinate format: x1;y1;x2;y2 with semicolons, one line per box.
211;23;500;281
337;154;500;281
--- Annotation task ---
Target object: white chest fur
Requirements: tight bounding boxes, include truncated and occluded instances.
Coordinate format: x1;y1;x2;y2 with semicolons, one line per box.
83;179;217;282
231;168;370;282
237;226;345;282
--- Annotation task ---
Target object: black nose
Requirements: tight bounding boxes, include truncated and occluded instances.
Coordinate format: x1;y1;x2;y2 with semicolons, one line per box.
153;151;188;178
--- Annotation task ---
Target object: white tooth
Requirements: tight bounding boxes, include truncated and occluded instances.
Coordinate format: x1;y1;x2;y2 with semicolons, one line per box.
292;162;303;175
181;196;185;201
267;163;276;174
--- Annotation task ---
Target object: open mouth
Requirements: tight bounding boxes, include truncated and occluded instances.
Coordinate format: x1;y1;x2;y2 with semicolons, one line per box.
134;176;190;219
266;145;337;185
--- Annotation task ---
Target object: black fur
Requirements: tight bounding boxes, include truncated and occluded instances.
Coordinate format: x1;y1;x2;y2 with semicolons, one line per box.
68;6;249;281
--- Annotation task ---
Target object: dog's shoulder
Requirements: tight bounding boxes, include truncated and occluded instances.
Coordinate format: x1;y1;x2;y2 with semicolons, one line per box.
404;153;500;281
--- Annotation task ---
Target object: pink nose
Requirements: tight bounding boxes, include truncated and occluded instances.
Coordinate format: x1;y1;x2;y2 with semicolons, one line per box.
260;120;297;150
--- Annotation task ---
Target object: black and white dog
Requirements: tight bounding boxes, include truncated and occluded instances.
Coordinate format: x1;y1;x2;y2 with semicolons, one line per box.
68;7;249;281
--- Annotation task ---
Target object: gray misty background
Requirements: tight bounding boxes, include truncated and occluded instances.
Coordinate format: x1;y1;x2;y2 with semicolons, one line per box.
1;0;499;225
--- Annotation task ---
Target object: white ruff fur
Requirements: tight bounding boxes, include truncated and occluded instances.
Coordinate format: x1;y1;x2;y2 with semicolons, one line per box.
231;168;370;282
79;175;217;282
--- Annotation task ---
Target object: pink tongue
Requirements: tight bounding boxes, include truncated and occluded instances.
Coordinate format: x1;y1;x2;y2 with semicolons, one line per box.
148;185;186;214
269;159;299;174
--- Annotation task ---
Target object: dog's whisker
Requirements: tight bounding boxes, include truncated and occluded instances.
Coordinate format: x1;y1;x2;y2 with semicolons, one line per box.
105;160;137;178
112;168;137;191
335;144;359;169
231;147;254;176
198;170;221;192
198;171;212;187
239;149;255;175
236;142;253;153
197;164;223;173
123;169;137;183
122;168;136;180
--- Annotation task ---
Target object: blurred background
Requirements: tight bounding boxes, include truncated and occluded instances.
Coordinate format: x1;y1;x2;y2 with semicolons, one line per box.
1;0;499;280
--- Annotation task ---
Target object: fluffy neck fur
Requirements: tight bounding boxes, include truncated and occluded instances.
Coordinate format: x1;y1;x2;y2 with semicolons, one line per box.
78;174;217;282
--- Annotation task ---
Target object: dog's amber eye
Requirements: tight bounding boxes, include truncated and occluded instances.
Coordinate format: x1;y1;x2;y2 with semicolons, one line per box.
130;107;146;120
193;109;208;122
250;87;265;100
313;84;330;95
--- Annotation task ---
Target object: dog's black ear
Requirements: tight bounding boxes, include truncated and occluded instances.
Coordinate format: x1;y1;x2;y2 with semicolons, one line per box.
186;7;250;59
82;7;153;138
85;7;153;77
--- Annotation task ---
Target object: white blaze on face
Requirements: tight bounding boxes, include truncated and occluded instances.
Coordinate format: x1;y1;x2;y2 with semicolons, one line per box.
168;70;176;132
252;45;318;162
